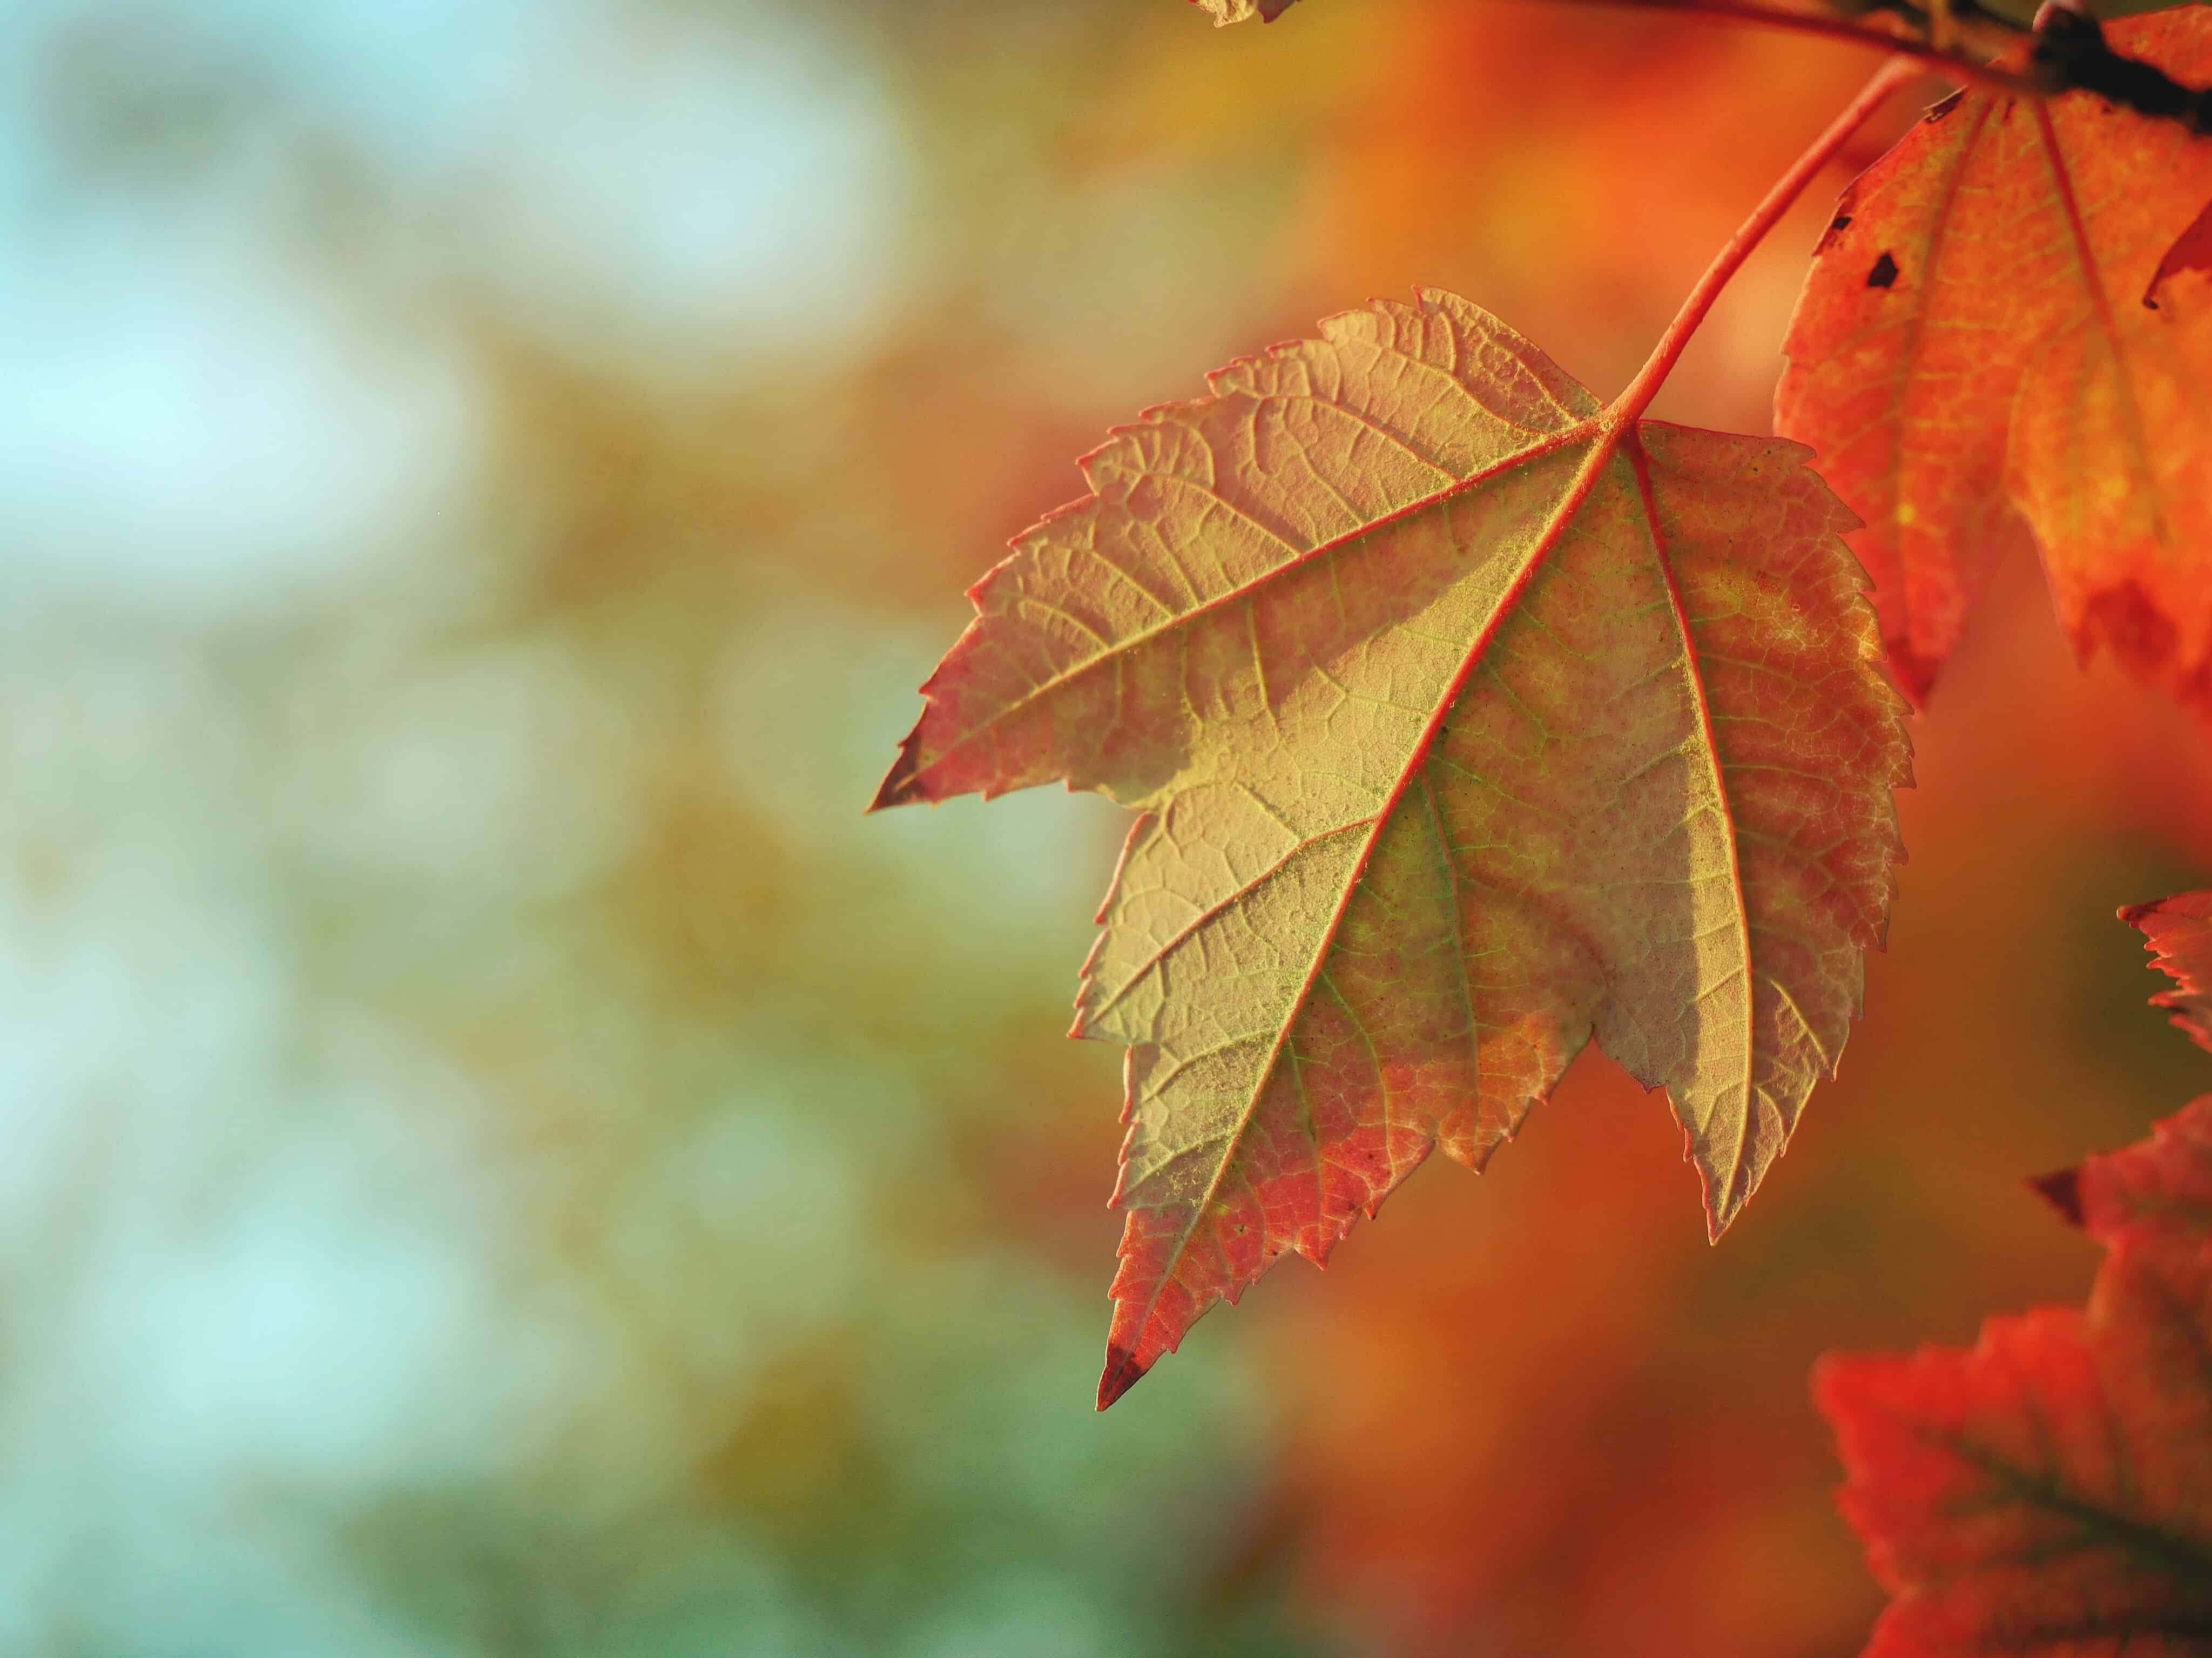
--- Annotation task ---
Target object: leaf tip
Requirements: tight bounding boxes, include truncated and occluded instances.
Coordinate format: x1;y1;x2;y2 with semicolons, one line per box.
1096;1345;1148;1411
2117;897;2164;931
2028;1166;2085;1226
1702;1181;1745;1244
1690;1129;1763;1244
868;725;928;812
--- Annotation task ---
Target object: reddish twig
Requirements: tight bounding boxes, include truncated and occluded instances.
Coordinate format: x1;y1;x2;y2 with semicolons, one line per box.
1515;0;2037;93
1609;53;1923;423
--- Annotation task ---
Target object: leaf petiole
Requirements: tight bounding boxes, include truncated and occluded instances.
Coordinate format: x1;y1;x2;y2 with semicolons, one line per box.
1605;53;1923;426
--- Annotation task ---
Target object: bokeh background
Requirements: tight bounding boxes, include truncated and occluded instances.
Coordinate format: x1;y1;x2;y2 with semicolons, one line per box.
5;0;2209;1653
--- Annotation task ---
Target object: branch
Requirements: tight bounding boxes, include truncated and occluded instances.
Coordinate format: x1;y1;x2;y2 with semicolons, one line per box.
1538;0;2212;123
1496;0;2039;92
2027;6;2212;132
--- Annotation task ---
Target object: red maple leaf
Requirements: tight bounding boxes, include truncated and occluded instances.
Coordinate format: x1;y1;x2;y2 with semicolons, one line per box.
1776;10;2212;726
2123;889;2212;1056
1816;891;2212;1656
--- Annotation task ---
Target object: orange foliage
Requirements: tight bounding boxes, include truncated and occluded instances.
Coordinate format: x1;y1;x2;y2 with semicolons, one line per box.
1777;12;2212;724
869;1;2212;1648
1819;1080;2212;1656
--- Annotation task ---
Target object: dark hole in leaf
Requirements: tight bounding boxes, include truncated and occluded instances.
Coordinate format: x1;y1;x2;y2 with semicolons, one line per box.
1867;252;1900;289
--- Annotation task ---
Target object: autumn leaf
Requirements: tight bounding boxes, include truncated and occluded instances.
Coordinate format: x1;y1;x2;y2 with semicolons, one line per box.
1816;1090;2212;1656
2123;888;2212;1055
876;288;1910;1405
1776;9;2212;726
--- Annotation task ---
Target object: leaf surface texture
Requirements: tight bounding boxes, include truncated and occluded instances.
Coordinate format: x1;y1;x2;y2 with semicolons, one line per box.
878;291;1908;1404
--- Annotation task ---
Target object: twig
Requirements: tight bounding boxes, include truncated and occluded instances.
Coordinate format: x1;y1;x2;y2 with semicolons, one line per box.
1497;0;2039;92
2027;6;2212;132
1610;54;1923;422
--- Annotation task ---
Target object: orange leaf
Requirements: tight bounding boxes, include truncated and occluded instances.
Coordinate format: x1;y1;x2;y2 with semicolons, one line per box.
2123;888;2212;1055
1776;11;2212;724
876;291;1910;1404
1817;1090;2212;1656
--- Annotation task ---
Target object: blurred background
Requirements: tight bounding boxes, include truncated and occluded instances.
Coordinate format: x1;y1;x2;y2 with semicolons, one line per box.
3;0;2208;1653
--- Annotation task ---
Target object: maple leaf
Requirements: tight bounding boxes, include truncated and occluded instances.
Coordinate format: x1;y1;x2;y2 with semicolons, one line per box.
1816;1089;2212;1656
2123;888;2212;1055
876;288;1910;1405
1776;9;2212;725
